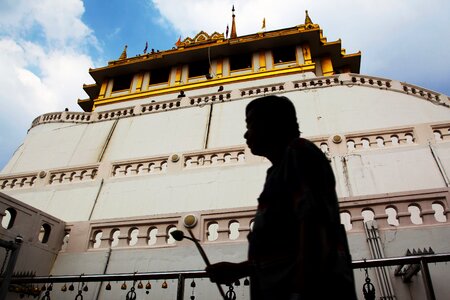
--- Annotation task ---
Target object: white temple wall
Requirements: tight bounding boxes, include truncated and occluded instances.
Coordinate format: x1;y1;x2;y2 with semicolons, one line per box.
4;183;101;222
89;163;267;220
2;121;115;174
433;142;450;180
101;107;210;162
206;98;249;148
336;146;446;197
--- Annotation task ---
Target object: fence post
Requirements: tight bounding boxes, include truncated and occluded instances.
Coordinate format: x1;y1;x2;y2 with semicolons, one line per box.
420;259;436;300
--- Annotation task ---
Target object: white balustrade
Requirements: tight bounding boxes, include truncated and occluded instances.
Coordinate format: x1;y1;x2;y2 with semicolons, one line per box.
49;166;98;185
61;188;449;252
0;173;38;190
112;157;168;177
184;147;245;169
346;127;415;151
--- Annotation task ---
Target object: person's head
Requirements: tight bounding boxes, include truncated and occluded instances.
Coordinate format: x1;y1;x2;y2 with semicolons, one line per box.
244;95;300;159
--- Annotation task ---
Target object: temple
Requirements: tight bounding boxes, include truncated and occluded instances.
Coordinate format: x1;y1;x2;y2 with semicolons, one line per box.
1;9;450;300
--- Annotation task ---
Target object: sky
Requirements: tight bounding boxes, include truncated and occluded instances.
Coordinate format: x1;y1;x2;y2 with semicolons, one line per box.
0;0;449;170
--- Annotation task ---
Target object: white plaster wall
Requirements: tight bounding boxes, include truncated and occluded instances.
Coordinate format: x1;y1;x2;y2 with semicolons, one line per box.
287;87;450;137
433;142;450;182
49;252;107;300
5;182;101;222
203;86;450;149
338;146;446;197
2;121;114;174
101;107;210;162
90;163;268;220
207;99;250;148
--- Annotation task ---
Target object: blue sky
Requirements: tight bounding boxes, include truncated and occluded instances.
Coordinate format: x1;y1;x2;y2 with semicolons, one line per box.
1;0;450;171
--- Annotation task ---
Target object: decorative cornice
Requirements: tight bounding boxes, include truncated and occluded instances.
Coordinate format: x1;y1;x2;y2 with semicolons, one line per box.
177;31;225;49
58;187;450;251
35;73;449;132
4;120;450;191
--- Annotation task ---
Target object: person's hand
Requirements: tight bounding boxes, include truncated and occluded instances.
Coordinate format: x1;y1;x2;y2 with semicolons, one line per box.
205;261;249;285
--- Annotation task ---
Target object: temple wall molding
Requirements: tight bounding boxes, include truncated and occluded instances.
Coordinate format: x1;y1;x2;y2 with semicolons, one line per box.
30;73;450;130
2;121;449;191
54;187;450;253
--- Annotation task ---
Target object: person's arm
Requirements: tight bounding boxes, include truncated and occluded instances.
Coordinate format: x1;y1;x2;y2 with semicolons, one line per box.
205;260;253;285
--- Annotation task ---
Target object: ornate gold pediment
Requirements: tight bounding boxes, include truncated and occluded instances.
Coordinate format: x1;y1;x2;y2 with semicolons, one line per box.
178;31;225;48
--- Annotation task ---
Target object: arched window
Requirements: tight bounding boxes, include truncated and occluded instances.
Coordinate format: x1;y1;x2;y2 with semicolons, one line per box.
1;208;17;229
38;223;52;243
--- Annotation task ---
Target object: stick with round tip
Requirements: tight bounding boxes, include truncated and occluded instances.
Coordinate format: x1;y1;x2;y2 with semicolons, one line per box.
170;229;226;299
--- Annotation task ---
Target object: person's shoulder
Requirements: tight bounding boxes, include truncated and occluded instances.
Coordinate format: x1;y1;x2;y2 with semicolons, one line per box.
288;137;328;162
289;137;320;152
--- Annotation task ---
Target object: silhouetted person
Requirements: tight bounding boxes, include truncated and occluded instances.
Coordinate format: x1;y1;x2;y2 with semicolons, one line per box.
206;95;356;299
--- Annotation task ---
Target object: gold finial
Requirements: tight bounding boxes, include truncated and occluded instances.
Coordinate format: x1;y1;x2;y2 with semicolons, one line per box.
119;45;127;60
175;36;182;47
230;5;237;38
305;10;313;25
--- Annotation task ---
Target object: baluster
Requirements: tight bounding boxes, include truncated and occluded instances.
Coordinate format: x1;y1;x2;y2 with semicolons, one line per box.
135;226;148;247
117;228;129;247
372;205;389;228
396;203;413;226
420;201;436;225
216;219;230;241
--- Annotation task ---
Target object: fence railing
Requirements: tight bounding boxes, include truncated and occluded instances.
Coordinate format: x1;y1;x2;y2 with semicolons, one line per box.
4;253;450;300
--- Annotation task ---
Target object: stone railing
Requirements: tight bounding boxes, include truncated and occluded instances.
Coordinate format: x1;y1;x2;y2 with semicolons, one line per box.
345;127;415;151
431;122;450;142
97;106;134;121
184;146;246;169
189;91;232;107
64;112;92;122
401;82;442;104
61;188;449;252
293;76;341;90
29;73;449;130
141;99;181;113
88;215;180;249
239;82;285;98
3;121;450;190
339;188;450;231
112;156;168;178
48;165;98;185
0;173;38;190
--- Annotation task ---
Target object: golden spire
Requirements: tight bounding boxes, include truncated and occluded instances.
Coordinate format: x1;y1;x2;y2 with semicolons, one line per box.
230;5;237;39
305;10;313;25
119;45;128;60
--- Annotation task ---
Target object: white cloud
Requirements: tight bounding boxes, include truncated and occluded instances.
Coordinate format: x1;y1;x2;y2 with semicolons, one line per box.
32;0;92;45
0;0;97;170
151;0;450;93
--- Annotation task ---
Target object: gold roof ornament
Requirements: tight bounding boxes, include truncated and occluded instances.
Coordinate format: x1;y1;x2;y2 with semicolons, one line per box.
177;31;224;48
119;45;128;60
298;10;319;31
230;5;237;39
305;10;313;25
175;36;182;48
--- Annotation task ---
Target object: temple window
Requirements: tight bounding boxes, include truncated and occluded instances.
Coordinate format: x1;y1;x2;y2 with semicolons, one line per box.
188;60;210;78
230;53;252;71
1;208;16;229
150;67;170;85
38;223;52;243
111;74;133;92
272;45;297;64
